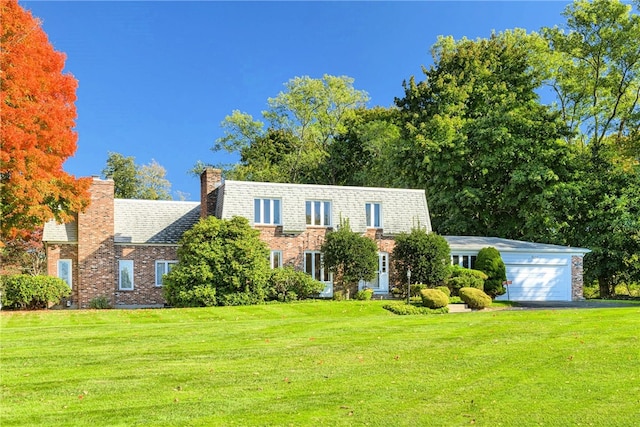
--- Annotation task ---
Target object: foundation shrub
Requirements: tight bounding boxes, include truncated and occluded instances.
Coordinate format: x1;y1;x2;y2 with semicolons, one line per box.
459;287;492;309
268;267;325;302
420;288;449;309
0;274;71;310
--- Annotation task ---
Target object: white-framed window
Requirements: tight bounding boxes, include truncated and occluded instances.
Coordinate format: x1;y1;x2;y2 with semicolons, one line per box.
254;198;282;225
365;202;382;228
304;251;332;282
270;250;283;269
57;259;72;288
119;260;134;290
451;255;477;269
306;200;332;226
155;260;177;286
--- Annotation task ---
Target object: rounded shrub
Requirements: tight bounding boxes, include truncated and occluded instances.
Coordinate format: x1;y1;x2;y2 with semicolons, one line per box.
435;285;451;297
446;265;487;295
354;288;374;300
0;274;71;310
268;267;325;302
459;287;492;309
420;288;449;309
475;247;506;298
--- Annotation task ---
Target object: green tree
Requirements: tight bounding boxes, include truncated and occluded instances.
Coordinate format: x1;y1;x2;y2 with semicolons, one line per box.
540;0;640;295
327;107;404;187
212;75;369;184
163;216;271;307
136;159;171;200
474;247;507;298
320;219;378;298
102;152;138;198
102;152;172;200
395;30;580;243
392;229;450;286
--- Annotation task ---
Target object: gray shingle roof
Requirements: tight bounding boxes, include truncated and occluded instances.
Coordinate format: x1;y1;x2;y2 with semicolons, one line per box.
42;218;78;242
114;199;200;244
43;200;201;245
444;236;590;254
219;180;431;234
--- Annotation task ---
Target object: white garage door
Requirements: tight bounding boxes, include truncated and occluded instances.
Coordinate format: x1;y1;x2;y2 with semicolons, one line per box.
497;254;572;301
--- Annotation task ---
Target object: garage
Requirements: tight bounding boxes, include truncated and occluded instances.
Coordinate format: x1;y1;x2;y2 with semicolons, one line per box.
445;236;590;302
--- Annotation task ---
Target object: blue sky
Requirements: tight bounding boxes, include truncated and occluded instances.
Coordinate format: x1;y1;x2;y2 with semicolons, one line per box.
21;1;571;200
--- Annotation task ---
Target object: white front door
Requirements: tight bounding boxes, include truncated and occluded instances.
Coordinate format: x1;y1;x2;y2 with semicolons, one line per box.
361;252;389;293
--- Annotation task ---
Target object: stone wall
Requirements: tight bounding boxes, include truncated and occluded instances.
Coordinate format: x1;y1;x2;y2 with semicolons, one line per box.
571;255;585;300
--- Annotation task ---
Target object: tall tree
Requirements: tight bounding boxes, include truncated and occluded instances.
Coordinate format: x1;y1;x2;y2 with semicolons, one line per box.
102;152;172;200
102;152;138;198
212;75;369;184
541;0;640;296
0;0;90;240
395;30;580;243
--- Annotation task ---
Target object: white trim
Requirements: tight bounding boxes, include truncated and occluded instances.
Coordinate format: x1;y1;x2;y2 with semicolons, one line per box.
155;260;177;287
270;250;283;269
118;260;134;290
305;200;332;227
254;198;282;225
365;202;382;228
57;259;73;288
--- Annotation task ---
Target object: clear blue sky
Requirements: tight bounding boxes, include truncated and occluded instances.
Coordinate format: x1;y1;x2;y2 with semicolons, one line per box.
21;1;570;200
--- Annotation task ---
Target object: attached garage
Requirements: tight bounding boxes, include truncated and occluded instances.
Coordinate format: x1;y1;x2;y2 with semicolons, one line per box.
445;236;590;302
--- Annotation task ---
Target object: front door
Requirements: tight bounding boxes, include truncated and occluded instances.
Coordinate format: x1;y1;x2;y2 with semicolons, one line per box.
362;252;389;293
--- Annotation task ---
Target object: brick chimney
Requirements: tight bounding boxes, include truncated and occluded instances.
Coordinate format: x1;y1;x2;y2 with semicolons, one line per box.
200;168;222;218
77;178;115;308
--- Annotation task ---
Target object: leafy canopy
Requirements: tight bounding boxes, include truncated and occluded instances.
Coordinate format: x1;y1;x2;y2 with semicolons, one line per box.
392;229;450;286
320;219;378;297
1;0;90;239
102;152;172;200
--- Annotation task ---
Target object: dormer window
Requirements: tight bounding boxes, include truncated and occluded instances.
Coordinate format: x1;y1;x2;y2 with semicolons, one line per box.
306;201;332;226
365;202;382;228
254;198;281;225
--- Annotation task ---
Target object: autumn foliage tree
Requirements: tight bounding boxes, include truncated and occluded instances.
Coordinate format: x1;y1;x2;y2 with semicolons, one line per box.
1;0;90;240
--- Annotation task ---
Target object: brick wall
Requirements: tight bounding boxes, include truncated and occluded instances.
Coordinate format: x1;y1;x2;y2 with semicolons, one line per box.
571;255;585;300
257;226;400;288
200;168;222;218
113;245;178;307
45;243;78;307
77;178;116;308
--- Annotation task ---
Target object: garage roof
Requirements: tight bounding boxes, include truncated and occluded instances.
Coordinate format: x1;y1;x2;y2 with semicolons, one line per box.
445;236;590;254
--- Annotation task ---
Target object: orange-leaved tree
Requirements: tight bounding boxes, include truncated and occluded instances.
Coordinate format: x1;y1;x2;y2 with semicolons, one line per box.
1;0;90;240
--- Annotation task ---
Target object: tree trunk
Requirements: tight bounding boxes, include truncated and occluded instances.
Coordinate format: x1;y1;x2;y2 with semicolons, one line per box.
598;277;614;299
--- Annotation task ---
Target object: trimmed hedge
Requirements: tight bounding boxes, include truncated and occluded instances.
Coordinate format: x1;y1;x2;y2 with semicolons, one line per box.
383;303;449;315
459;287;492;309
420;288;449;309
446;265;487;295
435;286;451;297
269;267;325;302
0;274;71;310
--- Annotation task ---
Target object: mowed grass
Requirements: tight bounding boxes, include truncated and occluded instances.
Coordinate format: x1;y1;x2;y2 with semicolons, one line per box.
2;301;639;426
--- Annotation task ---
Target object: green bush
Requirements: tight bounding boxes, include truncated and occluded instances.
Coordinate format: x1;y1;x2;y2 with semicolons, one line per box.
354;288;374;300
382;303;448;315
449;296;464;304
435;286;451;297
475;247;506;298
268;267;325;302
163;216;271;307
333;290;346;301
89;295;111;309
446;265;487;295
459;287;492;309
0;274;71;310
392;229;451;286
420;288;449;309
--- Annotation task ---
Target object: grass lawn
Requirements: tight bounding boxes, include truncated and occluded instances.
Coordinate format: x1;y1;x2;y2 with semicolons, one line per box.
2;301;639;426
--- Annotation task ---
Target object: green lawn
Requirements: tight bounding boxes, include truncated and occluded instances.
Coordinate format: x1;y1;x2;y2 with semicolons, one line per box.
2;301;639;426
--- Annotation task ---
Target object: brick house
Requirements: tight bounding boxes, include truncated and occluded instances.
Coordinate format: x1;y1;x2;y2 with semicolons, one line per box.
43;168;589;307
43;169;431;307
